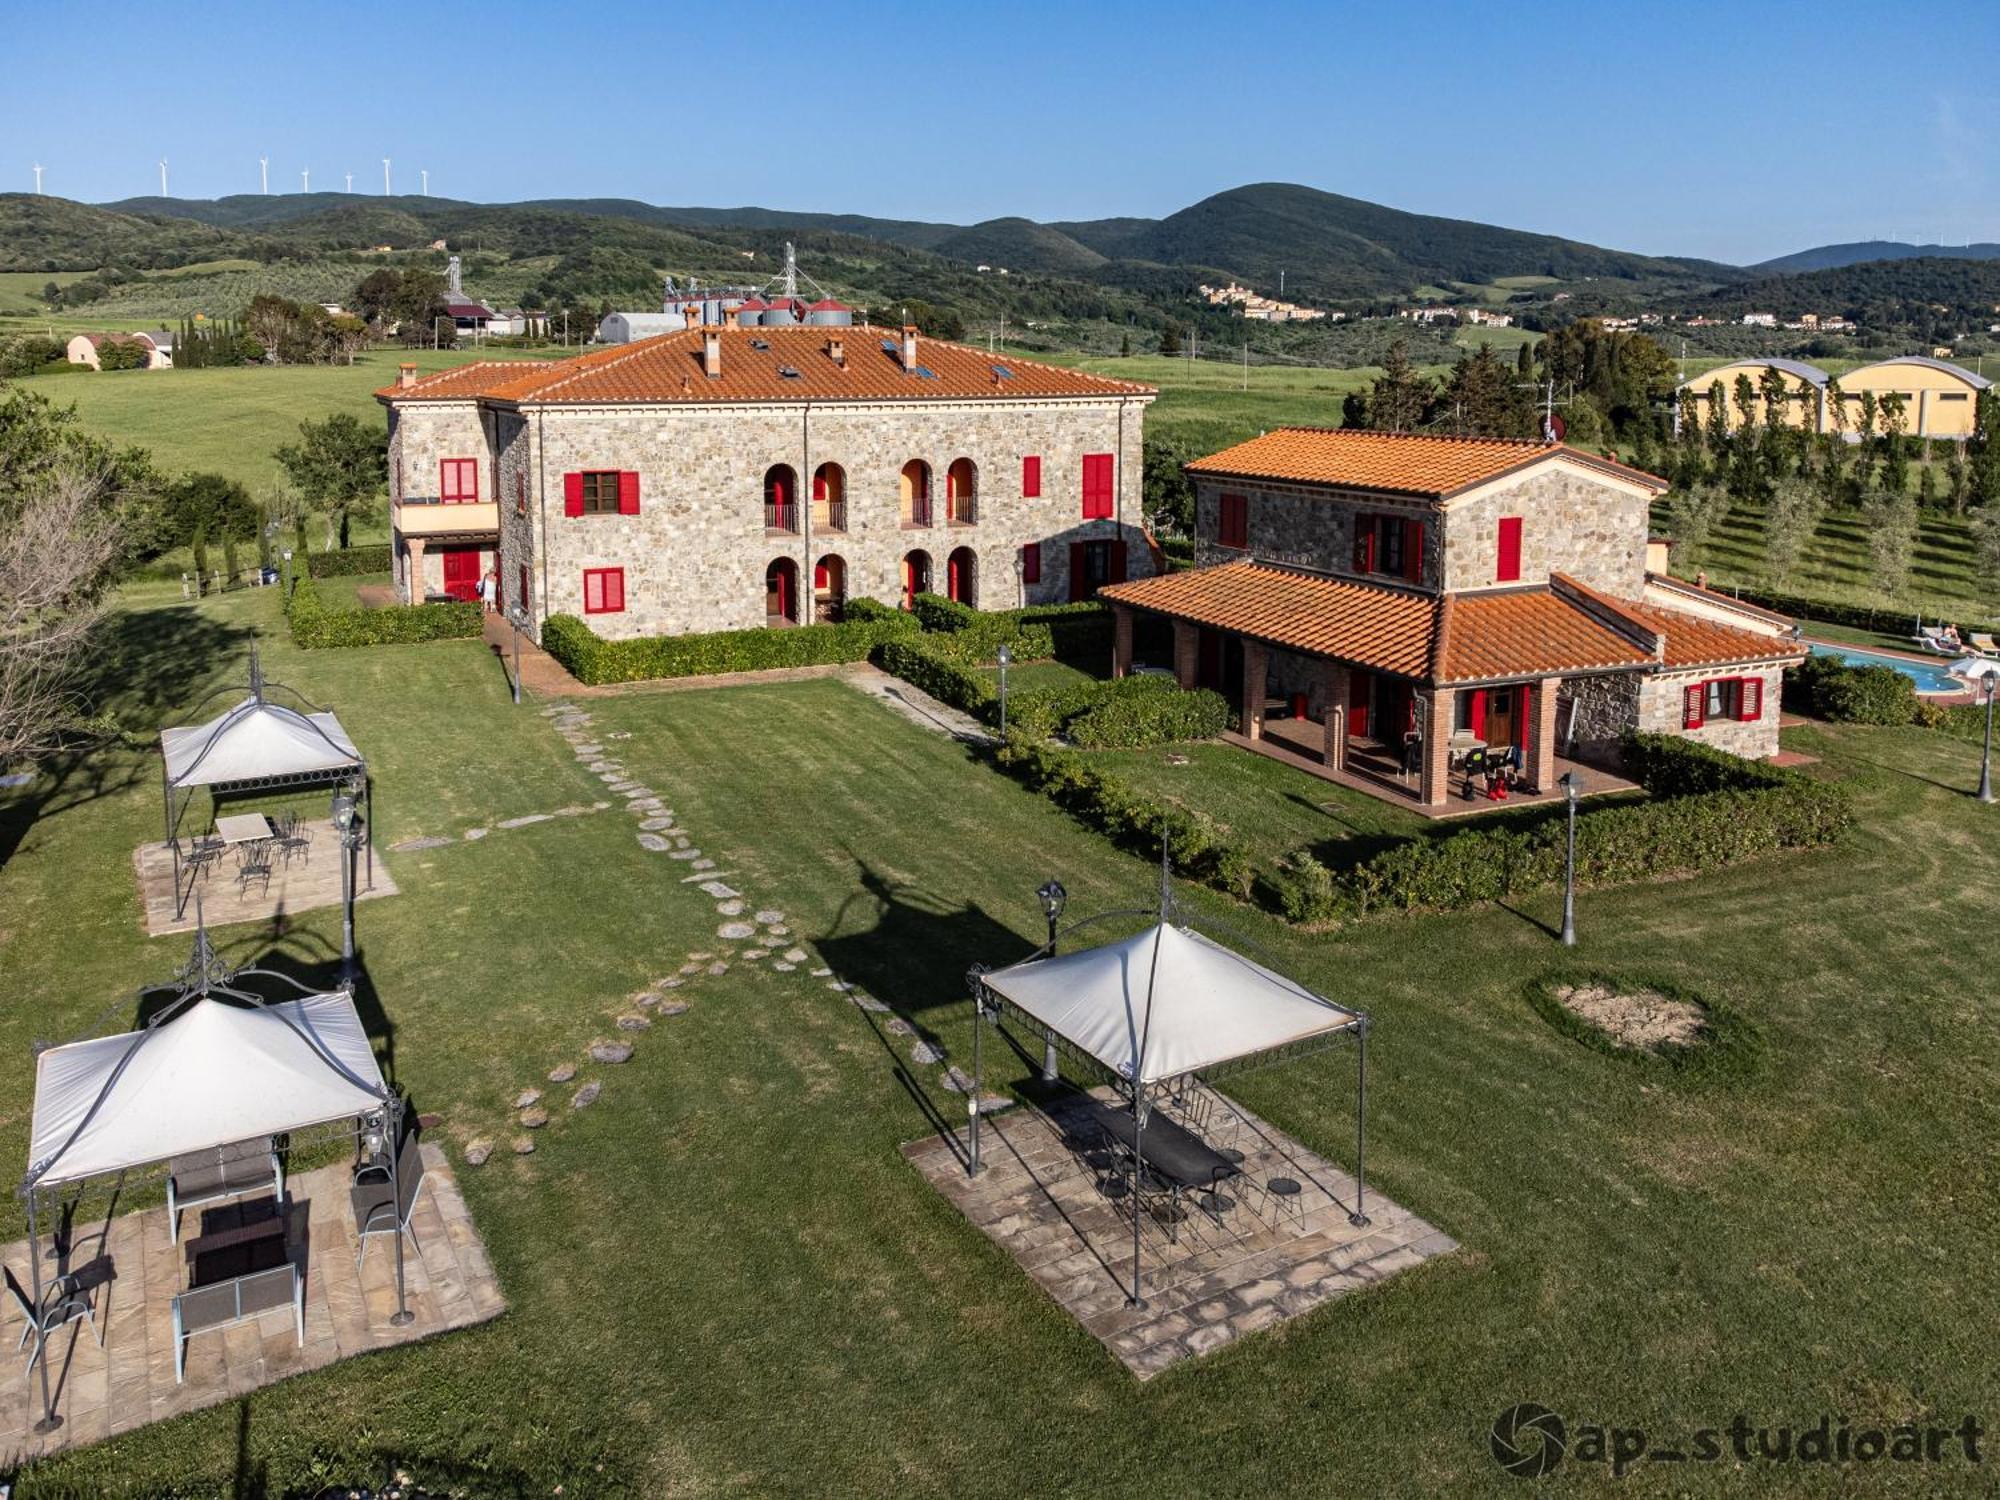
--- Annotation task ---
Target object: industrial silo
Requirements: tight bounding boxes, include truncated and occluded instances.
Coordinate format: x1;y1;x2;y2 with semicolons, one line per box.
804;298;852;326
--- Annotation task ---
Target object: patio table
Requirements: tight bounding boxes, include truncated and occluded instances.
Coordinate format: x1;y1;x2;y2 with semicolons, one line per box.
212;813;277;846
1093;1102;1239;1193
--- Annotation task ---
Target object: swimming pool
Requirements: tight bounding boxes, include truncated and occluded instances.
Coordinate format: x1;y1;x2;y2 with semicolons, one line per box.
1807;643;1967;695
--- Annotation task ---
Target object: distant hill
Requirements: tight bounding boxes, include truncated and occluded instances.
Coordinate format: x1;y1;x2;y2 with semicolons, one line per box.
0;194;237;270
930;218;1107;274
1754;240;2000;274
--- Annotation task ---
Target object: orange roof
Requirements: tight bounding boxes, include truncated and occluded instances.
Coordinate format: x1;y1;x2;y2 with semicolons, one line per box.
1434;590;1651;683
1555;572;1802;671
1185;427;1666;499
375;360;560;402
1102;560;1437;677
380;329;1154;407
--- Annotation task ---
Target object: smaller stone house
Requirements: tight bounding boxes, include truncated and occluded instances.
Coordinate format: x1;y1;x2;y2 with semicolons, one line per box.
1101;428;1803;809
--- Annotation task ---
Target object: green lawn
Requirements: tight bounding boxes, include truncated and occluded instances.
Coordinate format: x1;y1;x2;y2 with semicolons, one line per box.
3;583;2000;1495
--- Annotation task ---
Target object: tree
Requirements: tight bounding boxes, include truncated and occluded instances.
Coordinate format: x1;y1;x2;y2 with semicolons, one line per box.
1157;324;1181;357
1366;339;1434;432
1971;504;2000;610
1669;482;1732;566
1860;489;1917;601
160;472;257;551
1440;343;1532;438
1141;434;1196;535
1119;331;1132;358
1762;477;1823;587
275;413;386;549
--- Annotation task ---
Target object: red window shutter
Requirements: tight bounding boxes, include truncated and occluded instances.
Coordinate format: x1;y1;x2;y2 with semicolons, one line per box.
814;561;829;589
563;472;584;517
1082;453;1113;518
462;459;478;502
1515;684;1531;749
438;460;454;501
1497;516;1523;582
606;568;624;612
1023;455;1041;497
1022;542;1041;583
1404;519;1425;582
812;470;826;503
1738;675;1762;722
1683;683;1705;729
1469;689;1487;739
1353;516;1376;573
1220;493;1247;548
618;471;640;515
1109;540;1128;584
518;565;529;611
583;571;603;613
1068;542;1087;602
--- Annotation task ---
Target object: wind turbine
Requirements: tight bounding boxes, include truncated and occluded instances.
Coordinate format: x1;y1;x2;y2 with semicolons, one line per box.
301;168;310;192
420;169;428;196
382;158;391;195
344;170;353;193
159;158;168;197
31;163;42;194
259;155;269;194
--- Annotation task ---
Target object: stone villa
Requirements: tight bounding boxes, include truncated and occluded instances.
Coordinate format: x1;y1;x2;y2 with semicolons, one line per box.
376;322;1157;632
1100;428;1804;808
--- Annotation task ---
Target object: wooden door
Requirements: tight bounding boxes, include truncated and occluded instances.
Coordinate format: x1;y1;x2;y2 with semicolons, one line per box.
1486;687;1515;748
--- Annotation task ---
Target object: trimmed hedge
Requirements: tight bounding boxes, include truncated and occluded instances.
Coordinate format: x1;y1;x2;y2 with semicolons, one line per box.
907;593;1111;664
543;608;919;686
283;569;482;649
1066;679;1228;749
306;544;394;579
1783;653;1920;725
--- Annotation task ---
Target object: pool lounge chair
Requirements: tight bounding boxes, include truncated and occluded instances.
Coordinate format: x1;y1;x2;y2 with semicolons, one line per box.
1970;632;1999;657
1916;626;1961;654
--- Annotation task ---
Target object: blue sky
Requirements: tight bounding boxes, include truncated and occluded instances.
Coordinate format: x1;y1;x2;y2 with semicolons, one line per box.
14;0;1998;265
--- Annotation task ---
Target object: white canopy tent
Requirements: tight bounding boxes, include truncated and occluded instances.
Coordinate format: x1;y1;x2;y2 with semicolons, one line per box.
28;992;385;1189
969;897;1371;1309
157;650;371;918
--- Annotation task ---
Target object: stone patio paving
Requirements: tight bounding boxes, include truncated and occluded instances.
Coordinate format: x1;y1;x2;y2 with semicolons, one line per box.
134;818;399;936
904;1082;1456;1378
0;1144;502;1459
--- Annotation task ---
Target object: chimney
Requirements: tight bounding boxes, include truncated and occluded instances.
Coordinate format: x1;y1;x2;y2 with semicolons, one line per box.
902;324;919;372
704;328;722;379
398;362;418;390
681;303;700;331
723;306;741;329
827;335;845;367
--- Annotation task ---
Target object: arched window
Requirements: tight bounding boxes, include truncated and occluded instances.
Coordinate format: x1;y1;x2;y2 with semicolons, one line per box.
946;546;977;607
764;465;798;532
765;557;799;624
814;553;847;624
946;457;977;525
900;460;932;528
812;463;846;531
901;549;932;609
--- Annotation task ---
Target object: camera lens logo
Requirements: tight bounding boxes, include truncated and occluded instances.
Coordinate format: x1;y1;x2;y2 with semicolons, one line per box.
1492;1403;1567;1478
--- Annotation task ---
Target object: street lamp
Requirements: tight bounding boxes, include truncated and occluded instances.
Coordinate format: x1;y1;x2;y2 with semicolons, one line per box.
330;787;361;979
1951;658;2000;803
1035;879;1066;1080
507;603;530;706
996;642;1012;737
1558;770;1580;947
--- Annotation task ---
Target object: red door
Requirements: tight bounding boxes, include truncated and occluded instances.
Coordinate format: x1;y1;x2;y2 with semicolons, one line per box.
1349;669;1371;739
441;547;480;602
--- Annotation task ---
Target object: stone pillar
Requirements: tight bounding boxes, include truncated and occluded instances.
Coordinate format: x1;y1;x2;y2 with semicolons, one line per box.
403;535;426;605
1322;661;1350;769
1526;675;1561;792
1111;606;1133;680
1418;686;1454;807
1173;622;1199;689
1241;639;1268;742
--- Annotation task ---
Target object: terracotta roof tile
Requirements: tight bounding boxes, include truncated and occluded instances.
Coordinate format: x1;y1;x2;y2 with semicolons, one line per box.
373;360;560;402
1434;590;1651;683
1186;427;1667;498
380;329;1154;407
1556;572;1803;671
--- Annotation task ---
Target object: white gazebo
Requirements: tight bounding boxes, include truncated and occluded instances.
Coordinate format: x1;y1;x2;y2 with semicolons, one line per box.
17;926;413;1433
970;877;1369;1307
157;650;370;917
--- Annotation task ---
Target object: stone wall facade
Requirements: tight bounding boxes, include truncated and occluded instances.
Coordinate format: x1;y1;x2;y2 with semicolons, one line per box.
1555;672;1642;761
1193;478;1434;586
395;394;1151;639
1635;665;1786;759
387;400;502;600
1440;465;1650;596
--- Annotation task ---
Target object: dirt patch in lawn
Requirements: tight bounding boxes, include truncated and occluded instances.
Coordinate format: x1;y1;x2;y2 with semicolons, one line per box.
1551;983;1706;1052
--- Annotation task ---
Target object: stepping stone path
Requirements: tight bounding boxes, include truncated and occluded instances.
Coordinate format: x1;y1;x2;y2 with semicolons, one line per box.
812;968;833;977
755;910;786;926
464;828;489;841
911;1041;945;1065
939;1067;975;1093
706;961;729;975
512;1137;536;1155
717;899;746;916
464;1139;493;1167
637;833;671;852
659;977;684;990
763;923;789;936
850;994;891;1014
389;835;453;852
674;835;692;848
514;1089;541;1109
641;817;676;831
886;1018;916;1037
498;814;552;829
974;1095;1015;1115
520;1107;550;1129
718;921;757;940
669;849;701;861
622;786;656;799
658;1001;689;1017
548;1062;577;1083
783;948;808;963
630;799;664;813
773;962;795;972
590;1042;634;1064
572;1081;601;1109
616;1014;651;1031
692;859;716;871
700;881;740;898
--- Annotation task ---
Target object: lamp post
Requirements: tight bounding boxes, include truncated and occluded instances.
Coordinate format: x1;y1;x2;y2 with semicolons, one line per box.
1558;770;1580;947
507;603;529;706
1035;879;1066;1080
996;642;1011;737
1950;657;1998;802
331;788;360;980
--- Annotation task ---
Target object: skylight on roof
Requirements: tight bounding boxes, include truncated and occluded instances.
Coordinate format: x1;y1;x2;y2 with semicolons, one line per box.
778;365;801;379
914;366;938;380
749;338;771;351
991;364;1015;380
881;339;899;353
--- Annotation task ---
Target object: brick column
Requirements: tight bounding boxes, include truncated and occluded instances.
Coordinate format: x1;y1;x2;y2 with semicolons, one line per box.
1111;606;1133;679
1173;622;1199;689
1526;675;1561;792
1418;686;1454;807
1323;661;1350;769
403;535;426;604
1241;639;1268;741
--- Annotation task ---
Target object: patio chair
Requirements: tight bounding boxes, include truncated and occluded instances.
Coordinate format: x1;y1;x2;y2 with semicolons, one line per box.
1971;632;1999;657
184;838;225;882
1255;1174;1307;1228
352;1125;427;1270
276;821;312;866
167;1138;283;1243
236;842;274;897
4;1263;99;1374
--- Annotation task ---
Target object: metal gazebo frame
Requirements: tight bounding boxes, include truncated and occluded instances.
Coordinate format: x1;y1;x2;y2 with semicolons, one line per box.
160;649;373;918
15;915;412;1434
965;861;1370;1310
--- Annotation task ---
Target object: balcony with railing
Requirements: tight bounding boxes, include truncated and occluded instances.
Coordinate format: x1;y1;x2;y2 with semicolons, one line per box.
947;490;978;526
812;498;848;533
392;495;499;538
765;501;799;534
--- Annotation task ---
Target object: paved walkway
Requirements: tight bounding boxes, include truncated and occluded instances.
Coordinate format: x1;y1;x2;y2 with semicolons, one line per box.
905;1080;1455;1378
0;1146;502;1458
480;616;858;701
134;820;400;937
842;664;992;745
